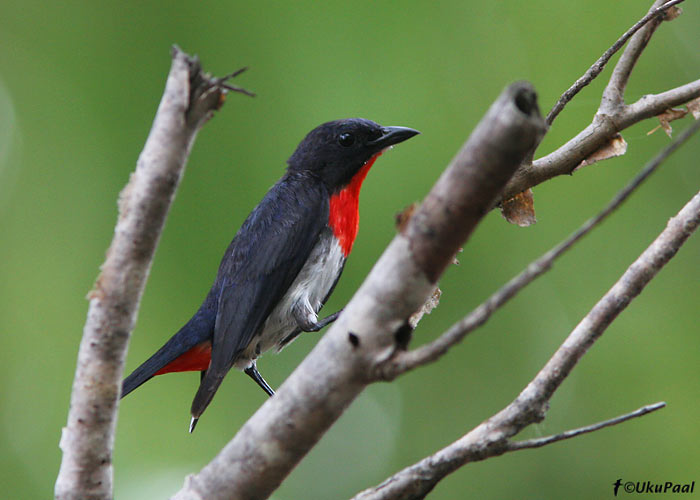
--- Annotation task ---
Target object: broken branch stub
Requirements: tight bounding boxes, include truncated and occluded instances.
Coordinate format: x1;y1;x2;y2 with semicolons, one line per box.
406;81;547;282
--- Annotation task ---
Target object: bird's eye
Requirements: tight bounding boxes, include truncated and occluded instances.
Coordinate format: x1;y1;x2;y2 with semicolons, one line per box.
338;132;355;147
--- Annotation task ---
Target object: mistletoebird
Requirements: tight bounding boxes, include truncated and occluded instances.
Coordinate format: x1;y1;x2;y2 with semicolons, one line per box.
121;118;419;432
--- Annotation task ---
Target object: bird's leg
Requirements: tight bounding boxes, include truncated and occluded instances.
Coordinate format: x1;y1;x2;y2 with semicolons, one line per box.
244;363;275;397
306;309;342;332
293;306;343;333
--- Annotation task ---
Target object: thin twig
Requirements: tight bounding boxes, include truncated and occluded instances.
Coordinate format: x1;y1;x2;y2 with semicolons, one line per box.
217;67;257;97
546;0;684;125
507;402;666;451
379;119;700;379
601;0;680;114
212;66;255;97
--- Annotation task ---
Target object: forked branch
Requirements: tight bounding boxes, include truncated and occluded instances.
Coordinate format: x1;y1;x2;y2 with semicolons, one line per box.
546;0;685;125
501;0;699;202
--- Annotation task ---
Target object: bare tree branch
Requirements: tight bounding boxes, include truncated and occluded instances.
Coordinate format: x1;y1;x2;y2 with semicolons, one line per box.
352;186;700;500
600;0;680;114
54;47;249;500
503;78;700;202
546;0;684;125
351;401;666;500
170;82;546;500
501;0;698;202
622;79;700;126
377;120;700;379
503;83;700;202
507;402;666;451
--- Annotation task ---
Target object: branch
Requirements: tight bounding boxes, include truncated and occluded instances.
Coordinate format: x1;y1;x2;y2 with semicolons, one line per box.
600;0;681;115
54;47;249;500
170;82;546;500
546;0;684;125
352;404;666;500
507;402;666;451
622;79;700;126
501;0;699;202
352;185;700;500
378;119;700;378
504;78;700;201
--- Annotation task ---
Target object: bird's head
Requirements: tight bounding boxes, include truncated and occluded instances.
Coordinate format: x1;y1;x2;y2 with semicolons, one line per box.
287;118;419;192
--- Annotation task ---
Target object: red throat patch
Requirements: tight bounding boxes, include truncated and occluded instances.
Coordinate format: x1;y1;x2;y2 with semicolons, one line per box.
154;341;212;375
328;152;381;256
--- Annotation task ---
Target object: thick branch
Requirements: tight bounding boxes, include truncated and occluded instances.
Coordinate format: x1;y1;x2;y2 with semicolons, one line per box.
380;120;699;378
171;82;546;500
54;48;241;500
407;82;546;281
352;186;700;500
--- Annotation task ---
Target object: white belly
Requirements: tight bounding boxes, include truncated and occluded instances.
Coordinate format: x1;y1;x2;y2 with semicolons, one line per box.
233;231;345;370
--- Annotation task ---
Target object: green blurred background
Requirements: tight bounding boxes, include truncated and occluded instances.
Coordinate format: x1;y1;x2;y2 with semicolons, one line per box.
1;1;698;498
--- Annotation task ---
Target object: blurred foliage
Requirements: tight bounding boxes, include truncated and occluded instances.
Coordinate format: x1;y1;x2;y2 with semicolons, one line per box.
1;1;698;499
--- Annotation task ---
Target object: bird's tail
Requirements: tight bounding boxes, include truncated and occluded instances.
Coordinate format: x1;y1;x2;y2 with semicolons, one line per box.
121;310;214;398
189;369;227;420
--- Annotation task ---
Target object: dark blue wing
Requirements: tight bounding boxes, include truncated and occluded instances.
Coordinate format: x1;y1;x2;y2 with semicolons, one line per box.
190;171;328;417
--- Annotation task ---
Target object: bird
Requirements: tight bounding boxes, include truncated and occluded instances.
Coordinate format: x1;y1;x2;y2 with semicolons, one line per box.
120;118;419;432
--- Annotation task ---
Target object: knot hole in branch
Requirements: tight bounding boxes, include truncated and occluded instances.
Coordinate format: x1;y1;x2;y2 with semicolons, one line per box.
514;85;539;117
394;321;414;350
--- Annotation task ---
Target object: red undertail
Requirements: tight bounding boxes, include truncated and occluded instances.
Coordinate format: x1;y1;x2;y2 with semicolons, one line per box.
154;341;212;375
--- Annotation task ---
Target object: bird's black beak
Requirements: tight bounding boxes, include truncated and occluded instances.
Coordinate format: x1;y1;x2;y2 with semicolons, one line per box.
368;126;420;150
